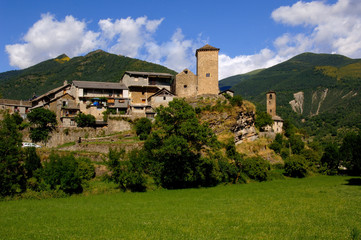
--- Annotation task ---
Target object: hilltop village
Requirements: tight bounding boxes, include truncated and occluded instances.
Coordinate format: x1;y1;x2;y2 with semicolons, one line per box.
0;44;283;137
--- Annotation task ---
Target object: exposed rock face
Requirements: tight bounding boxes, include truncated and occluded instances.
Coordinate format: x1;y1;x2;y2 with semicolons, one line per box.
232;111;258;144
199;106;257;144
311;88;328;116
289;91;304;114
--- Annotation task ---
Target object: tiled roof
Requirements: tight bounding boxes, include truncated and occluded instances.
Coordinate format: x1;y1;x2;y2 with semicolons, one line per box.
31;84;71;102
124;71;174;78
72;80;128;90
196;44;220;56
0;99;31;107
272;115;284;121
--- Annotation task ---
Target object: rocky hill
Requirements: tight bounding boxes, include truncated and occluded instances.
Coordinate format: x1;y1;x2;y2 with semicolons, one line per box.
220;52;361;136
0;50;177;100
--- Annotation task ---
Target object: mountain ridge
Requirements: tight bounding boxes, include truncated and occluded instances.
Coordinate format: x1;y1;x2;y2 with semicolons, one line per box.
0;50;177;100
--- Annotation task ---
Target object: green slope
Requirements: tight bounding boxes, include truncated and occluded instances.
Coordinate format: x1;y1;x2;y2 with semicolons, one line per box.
220;52;361;136
0;50;177;100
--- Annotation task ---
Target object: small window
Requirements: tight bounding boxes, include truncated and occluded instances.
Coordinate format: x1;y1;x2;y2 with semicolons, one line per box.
184;85;187;88
184;70;188;74
270;109;272;113
142;91;145;95
206;73;210;77
163;96;166;100
269;94;273;99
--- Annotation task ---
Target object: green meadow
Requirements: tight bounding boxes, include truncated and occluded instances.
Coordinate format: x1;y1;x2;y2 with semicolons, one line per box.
1;176;360;239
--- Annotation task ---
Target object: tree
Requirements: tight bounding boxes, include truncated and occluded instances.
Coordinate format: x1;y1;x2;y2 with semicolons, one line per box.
340;132;361;175
42;153;83;194
144;98;220;189
27;108;57;144
0;114;26;196
284;155;307;178
75;113;96;128
255;111;273;130
242;156;270;181
134;117;152;140
320;143;340;175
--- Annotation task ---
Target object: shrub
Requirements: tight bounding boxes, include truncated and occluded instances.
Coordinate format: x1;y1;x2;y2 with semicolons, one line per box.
76;157;95;181
242;156;270;181
75;113;96;128
229;95;243;106
284;155;307;178
255;111;273;130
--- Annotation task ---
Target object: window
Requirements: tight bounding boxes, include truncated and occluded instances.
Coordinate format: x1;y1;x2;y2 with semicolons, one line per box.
184;85;187;88
142;91;145;95
163;96;166;100
206;73;210;77
269;94;272;99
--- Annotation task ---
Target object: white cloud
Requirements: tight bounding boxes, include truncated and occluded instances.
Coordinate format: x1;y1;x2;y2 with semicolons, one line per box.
5;14;200;72
218;0;361;79
271;0;361;57
7;1;361;80
5;13;100;69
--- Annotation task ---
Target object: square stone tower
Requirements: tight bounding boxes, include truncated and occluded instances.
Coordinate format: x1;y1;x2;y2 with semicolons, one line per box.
266;90;277;117
196;44;220;95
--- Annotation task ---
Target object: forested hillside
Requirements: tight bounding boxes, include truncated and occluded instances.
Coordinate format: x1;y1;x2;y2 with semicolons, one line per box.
220;53;361;137
0;50;177;100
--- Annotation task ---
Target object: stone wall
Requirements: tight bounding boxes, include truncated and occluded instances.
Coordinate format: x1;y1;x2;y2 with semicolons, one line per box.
23;119;132;148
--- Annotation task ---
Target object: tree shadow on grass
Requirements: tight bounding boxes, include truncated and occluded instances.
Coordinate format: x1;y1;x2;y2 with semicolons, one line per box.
344;178;361;186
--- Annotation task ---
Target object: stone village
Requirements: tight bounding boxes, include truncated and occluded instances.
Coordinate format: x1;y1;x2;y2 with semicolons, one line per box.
0;44;283;141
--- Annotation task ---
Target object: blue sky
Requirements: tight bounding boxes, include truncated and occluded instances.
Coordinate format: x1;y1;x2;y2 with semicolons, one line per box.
1;0;360;79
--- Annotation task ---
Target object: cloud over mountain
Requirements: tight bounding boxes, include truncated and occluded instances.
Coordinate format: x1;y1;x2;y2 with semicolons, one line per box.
5;0;361;79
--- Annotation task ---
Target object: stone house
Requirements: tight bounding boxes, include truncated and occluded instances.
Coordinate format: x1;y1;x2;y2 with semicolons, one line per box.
0;99;31;119
70;80;129;121
30;82;80;126
147;88;175;108
120;71;174;117
173;69;197;98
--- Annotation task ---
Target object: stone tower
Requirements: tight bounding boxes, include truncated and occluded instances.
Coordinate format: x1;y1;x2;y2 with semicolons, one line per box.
266;91;276;117
196;44;220;95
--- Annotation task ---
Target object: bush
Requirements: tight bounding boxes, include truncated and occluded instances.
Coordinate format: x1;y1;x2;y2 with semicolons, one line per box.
255;111;273;130
76;157;95;181
229;95;243;107
284;155;307;178
242;156;270;181
75;113;96;128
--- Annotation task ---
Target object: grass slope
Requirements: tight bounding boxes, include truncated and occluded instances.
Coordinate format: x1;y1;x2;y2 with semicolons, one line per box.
1;176;360;239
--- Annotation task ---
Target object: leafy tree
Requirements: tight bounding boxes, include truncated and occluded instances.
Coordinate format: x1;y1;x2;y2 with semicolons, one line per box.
340;132;361;175
284;155;307;178
0;114;26;197
42;153;83;194
320;143;340;175
24;147;42;178
255;111;273;130
269;133;284;154
144;98;220;189
105;148;147;192
27;108;57;143
134;117;152;140
75;113;96;128
242;156;270;181
289;134;305;154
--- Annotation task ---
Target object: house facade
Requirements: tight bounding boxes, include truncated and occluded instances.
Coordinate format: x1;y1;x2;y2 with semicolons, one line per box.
0;99;31;119
70;80;129;121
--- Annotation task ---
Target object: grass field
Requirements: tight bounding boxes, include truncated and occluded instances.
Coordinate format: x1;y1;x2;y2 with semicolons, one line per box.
1;176;360;239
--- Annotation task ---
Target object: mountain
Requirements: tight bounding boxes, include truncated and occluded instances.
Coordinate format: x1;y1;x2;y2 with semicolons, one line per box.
220;52;361;136
0;50;177;100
